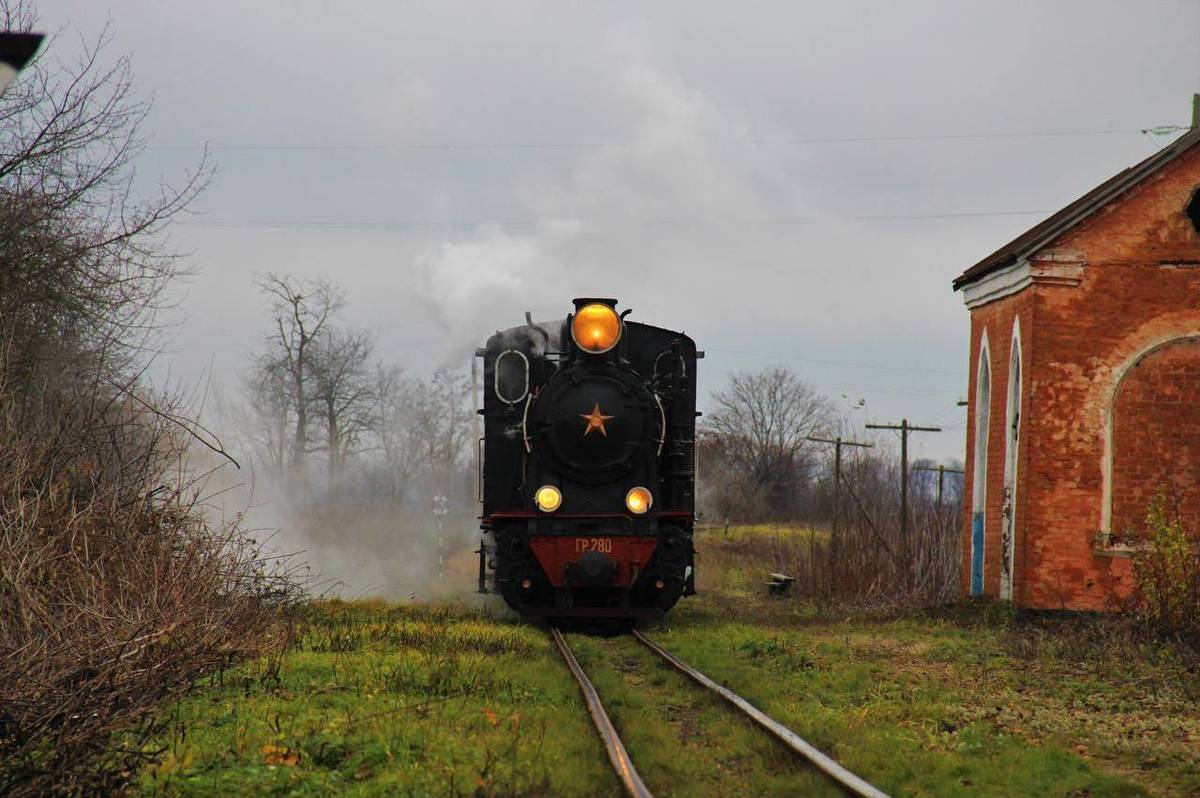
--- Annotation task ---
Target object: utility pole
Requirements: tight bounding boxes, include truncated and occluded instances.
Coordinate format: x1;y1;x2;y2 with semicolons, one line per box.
913;464;966;512
807;436;873;583
864;419;941;588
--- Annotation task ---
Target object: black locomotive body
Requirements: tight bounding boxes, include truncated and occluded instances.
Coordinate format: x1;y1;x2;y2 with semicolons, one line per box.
476;298;698;618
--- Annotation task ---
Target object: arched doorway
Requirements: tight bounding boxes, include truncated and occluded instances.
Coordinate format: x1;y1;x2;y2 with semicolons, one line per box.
971;334;991;596
1000;323;1021;600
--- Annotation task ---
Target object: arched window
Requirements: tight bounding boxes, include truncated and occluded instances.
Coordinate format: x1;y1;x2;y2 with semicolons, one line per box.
970;331;991;596
1000;321;1021;600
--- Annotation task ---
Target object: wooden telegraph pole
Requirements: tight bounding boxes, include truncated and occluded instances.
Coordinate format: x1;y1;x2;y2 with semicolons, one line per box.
913;463;965;512
864;419;941;588
807;436;873;590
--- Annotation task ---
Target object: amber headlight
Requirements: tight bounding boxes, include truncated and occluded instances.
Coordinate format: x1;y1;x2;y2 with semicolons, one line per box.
625;486;652;515
571;303;621;353
535;485;562;513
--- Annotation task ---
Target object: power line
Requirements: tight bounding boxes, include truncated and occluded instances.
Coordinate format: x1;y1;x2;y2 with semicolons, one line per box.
704;367;961;398
787;128;1149;144
144;127;1167;153
175;208;1052;233
926;396;970;426
149;142;603;152
706;346;964;376
811;383;960;398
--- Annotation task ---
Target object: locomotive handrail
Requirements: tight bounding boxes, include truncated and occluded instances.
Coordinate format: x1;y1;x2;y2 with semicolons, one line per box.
521;393;533;453
475;437;484;503
652;393;666;455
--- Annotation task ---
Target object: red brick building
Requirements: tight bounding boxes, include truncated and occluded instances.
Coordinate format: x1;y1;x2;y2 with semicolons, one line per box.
953;125;1200;610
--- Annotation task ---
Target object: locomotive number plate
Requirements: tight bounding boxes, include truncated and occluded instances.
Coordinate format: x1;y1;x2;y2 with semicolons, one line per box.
575;537;613;554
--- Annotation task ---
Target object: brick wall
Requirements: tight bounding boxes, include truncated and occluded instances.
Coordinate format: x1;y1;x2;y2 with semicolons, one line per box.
962;142;1200;610
1111;337;1200;536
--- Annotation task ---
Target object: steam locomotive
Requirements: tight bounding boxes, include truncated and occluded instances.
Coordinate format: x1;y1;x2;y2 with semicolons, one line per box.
475;298;699;618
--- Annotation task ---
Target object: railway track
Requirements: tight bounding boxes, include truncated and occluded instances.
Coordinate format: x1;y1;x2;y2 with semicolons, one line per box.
551;626;890;798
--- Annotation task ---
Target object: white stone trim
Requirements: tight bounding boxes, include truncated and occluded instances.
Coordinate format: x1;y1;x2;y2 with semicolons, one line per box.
963;259;1032;309
972;331;991;514
1000;319;1022;601
971;329;991;592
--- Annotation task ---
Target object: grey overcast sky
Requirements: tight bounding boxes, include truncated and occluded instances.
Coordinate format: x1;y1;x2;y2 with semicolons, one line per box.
55;0;1200;463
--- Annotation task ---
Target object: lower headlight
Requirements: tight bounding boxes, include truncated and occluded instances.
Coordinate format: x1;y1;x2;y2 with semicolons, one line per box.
625;486;652;514
535;485;562;512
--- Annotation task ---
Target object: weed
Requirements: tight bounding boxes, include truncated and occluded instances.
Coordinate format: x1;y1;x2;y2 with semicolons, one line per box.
736;636;818;670
1128;493;1200;646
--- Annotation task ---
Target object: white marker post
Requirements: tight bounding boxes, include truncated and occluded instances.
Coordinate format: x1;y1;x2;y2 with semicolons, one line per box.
433;493;448;577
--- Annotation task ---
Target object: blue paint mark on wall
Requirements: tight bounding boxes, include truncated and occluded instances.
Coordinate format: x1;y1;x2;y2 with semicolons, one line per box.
971;512;985;595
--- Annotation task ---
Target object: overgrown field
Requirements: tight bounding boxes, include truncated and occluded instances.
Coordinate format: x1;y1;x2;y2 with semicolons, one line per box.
137;527;1200;797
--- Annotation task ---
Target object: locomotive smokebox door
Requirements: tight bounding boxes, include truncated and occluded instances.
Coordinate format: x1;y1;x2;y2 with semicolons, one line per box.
531;362;658;486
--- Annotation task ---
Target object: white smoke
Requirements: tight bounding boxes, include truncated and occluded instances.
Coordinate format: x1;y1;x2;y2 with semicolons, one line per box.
416;220;582;362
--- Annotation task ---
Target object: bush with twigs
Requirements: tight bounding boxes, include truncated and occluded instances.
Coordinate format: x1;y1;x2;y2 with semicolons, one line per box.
700;413;962;609
0;5;305;794
1127;492;1200;646
0;379;307;796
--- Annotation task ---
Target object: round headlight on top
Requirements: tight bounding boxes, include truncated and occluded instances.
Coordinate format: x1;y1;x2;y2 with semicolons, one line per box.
571;303;621;353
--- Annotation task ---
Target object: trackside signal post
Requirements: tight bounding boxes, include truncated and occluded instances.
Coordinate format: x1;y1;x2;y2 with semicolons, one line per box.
433;493;448;577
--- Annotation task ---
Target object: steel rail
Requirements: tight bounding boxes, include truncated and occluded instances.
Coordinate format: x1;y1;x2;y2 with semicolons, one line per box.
631;628;890;798
551;627;655;798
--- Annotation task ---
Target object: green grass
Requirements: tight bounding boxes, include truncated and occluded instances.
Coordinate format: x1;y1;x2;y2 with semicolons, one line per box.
138;602;615;797
565;632;838;796
649;607;1157;797
701;522;829;544
135;528;1200;797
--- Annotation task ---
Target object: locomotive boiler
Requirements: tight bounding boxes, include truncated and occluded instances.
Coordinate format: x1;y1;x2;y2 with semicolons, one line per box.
475;298;699;618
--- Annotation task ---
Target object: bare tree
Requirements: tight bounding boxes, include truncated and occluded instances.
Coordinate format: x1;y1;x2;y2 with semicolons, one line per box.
255;273;342;469
367;366;472;497
238;359;291;473
372;364;420;499
0;5;209;389
309;326;377;483
704;366;834;519
0;11;298;793
407;367;472;486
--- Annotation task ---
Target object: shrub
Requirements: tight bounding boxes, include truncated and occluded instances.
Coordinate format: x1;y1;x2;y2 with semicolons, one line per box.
0;384;304;796
1128;493;1200;645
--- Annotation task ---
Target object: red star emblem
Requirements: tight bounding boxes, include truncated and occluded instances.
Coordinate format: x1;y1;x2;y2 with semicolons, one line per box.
579;402;614;437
